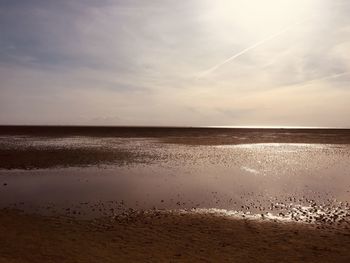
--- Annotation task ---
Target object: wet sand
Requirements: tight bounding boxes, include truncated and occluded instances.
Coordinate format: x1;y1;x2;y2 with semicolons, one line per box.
1;125;350;145
0;147;147;170
1;209;350;263
1;126;350;262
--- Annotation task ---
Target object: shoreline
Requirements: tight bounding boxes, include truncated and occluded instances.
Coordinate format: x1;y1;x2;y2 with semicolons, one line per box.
1;129;350;261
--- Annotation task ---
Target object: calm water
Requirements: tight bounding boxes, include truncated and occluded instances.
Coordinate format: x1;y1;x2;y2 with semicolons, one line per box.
0;128;350;225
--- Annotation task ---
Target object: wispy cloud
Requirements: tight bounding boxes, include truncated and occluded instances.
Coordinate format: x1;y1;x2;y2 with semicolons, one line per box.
196;20;305;79
0;0;350;127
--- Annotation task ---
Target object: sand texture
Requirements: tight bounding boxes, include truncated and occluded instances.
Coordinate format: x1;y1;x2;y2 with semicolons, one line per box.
1;209;350;263
1;126;350;262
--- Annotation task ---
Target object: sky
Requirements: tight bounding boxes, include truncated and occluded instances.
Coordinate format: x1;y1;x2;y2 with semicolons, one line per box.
1;0;350;127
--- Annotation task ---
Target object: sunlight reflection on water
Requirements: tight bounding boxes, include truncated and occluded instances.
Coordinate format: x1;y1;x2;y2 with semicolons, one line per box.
216;143;333;150
1;137;350;226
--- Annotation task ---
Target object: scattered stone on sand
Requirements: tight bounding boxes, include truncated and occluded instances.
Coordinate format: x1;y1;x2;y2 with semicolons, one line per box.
1;209;350;263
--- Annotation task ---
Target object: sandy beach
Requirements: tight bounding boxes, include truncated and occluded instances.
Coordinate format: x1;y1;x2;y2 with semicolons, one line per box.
1;126;350;262
2;0;350;261
1;209;350;263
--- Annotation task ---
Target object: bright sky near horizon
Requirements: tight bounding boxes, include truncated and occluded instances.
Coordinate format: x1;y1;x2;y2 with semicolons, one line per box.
1;0;350;127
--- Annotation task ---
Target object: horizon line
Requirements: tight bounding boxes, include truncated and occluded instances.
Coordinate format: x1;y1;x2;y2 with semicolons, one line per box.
0;124;349;129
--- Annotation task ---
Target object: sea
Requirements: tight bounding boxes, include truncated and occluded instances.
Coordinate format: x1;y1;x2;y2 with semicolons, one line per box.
0;126;350;226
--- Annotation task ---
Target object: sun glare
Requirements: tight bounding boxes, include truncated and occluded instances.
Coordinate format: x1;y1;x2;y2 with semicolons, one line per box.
202;0;322;38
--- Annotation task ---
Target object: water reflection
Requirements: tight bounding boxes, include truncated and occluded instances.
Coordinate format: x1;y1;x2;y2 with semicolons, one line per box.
1;138;350;227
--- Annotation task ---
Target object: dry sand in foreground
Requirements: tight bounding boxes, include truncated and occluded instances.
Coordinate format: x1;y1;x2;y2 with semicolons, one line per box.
1;210;350;263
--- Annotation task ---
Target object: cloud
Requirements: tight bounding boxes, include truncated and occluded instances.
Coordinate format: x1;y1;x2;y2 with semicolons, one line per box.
0;0;350;126
196;20;305;78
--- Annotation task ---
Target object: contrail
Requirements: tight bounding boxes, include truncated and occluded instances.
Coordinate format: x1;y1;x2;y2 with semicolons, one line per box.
291;71;350;87
266;71;350;92
312;71;350;82
197;21;304;79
